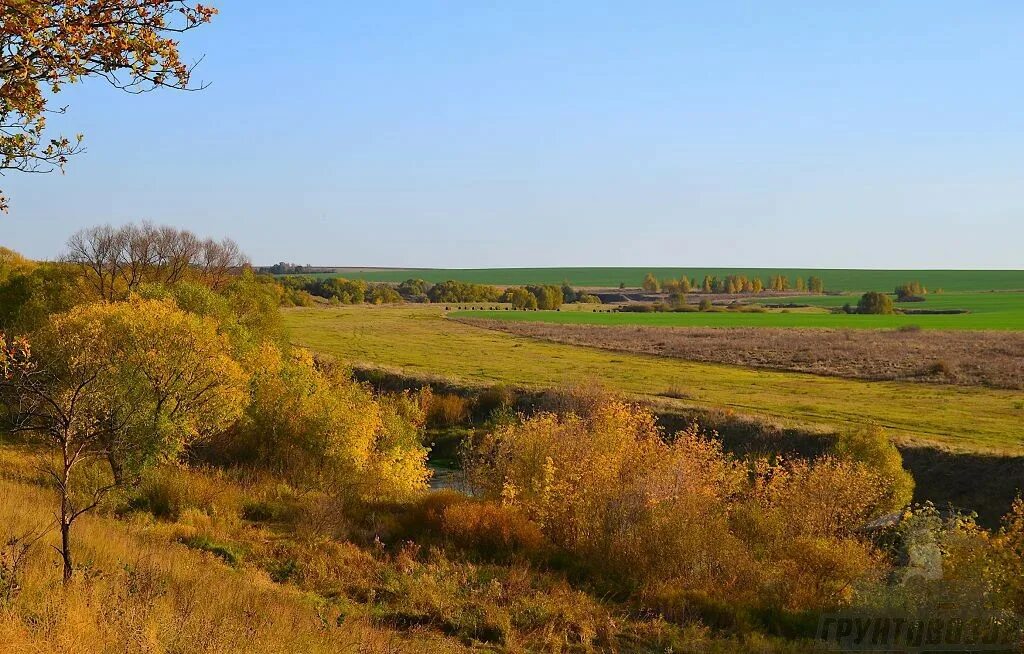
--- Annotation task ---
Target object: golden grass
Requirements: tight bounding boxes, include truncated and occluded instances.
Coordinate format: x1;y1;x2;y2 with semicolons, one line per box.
282;305;1024;454
0;447;821;653
0;478;460;654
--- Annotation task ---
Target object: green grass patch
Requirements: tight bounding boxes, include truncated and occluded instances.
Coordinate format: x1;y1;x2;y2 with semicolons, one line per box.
454;292;1024;330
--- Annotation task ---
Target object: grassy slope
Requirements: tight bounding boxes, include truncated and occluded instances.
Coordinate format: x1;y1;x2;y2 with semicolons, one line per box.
283;306;1024;453
0;449;446;653
285;268;1024;292
451;292;1024;330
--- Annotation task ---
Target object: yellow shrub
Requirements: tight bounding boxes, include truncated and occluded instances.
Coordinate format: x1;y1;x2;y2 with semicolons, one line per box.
469;398;891;612
235;345;430;500
421;389;471;427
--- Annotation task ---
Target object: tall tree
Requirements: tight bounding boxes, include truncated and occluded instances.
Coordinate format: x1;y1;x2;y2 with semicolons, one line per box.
0;1;217;211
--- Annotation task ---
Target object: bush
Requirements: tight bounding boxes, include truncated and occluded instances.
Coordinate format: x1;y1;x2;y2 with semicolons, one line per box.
698;298;713;311
831;425;914;513
230;345;430;500
421;388;471;427
856;291;894;315
411;491;546;559
427;280;501;303
475;383;518;418
439;500;546;558
127;466;243;521
895;281;927;301
467;397;894;612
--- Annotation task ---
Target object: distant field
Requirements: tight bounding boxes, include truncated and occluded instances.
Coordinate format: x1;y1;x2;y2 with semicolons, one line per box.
280;267;1024;292
283;305;1024;453
452;292;1024;330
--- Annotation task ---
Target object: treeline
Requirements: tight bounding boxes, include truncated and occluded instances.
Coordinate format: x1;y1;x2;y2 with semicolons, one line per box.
499;284;600;310
277;276;600;309
643;272;825;294
278;276;401;306
0;225;431;582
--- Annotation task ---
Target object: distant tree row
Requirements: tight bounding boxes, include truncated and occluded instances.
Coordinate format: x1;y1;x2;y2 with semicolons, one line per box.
642;272;823;294
500;285;558;310
266;262;312;274
426;280;503;303
279;276;403;305
273;277;603;308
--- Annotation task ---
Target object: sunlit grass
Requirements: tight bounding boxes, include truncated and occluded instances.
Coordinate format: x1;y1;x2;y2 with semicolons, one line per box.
284;305;1024;453
453;292;1024;330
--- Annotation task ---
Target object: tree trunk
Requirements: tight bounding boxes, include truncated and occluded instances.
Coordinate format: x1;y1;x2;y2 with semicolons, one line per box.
61;440;74;585
60;489;73;584
106;449;124;485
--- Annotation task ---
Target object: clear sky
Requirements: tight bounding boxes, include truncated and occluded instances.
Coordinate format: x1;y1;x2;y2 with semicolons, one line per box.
5;1;1023;268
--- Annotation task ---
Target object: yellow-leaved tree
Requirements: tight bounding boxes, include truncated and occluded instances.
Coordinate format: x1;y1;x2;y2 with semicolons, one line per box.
0;298;247;582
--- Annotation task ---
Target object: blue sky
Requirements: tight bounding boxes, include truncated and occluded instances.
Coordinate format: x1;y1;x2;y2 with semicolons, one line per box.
5;1;1023;267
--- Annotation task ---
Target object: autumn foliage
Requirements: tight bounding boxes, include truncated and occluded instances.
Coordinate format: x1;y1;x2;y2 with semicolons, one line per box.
0;1;217;210
468;395;895;612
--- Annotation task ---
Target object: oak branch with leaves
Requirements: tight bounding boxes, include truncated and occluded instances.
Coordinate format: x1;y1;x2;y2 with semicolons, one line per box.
0;0;217;211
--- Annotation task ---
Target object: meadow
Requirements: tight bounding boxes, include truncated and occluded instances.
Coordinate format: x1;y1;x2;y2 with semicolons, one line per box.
288;267;1024;293
452;291;1024;330
283;305;1024;453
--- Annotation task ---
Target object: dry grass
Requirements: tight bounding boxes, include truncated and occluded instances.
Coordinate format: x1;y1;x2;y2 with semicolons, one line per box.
0;481;454;654
463;319;1024;389
0;444;821;653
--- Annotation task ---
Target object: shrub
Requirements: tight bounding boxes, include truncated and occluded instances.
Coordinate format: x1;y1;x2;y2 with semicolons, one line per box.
427;280;501;303
475;383;518;418
421;389;471;427
127;466;244;521
856;291;894;315
439;500;546;558
831;425;914;513
502;287;538;310
230;345;430;499
467;398;893;612
698;298;713;311
642;273;660;292
926;359;955;379
411;492;546;559
895;281;927;301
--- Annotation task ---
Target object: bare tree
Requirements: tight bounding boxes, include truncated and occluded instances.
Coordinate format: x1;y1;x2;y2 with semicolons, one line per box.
62;222;248;299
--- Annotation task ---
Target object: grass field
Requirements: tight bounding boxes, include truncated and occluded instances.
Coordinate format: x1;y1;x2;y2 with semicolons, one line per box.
283;305;1024;453
283;267;1024;292
451;292;1024;330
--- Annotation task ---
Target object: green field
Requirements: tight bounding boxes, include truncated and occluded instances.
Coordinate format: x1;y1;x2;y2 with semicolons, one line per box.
282;267;1024;293
451;292;1024;331
283;305;1024;453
